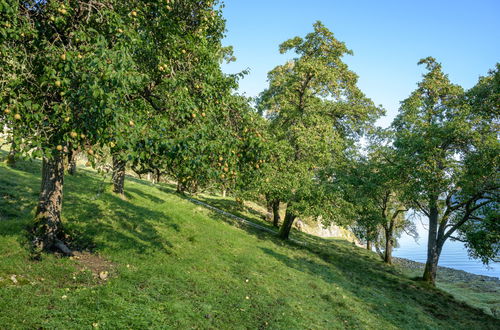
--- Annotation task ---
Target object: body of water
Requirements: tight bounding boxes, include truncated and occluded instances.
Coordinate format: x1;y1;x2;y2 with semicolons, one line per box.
393;219;500;279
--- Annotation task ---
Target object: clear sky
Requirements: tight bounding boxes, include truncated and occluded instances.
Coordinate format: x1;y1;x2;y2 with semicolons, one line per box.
221;0;500;127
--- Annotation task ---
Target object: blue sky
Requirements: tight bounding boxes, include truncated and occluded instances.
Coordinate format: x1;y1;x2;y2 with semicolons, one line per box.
221;0;500;127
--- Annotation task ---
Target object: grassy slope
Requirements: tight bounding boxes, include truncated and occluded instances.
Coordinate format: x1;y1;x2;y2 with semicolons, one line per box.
0;159;498;329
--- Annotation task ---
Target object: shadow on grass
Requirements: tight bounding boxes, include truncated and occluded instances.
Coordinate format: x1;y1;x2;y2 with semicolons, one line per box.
63;175;176;254
1;160;176;255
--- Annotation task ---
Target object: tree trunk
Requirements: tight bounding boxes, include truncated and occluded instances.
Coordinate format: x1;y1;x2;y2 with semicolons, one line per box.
272;200;281;227
265;194;273;222
423;204;440;285
278;207;296;240
67;149;77;175
221;189;226;198
176;181;185;194
112;157;126;196
384;229;393;264
155;169;161;184
30;155;72;256
366;240;372;251
6;140;16;166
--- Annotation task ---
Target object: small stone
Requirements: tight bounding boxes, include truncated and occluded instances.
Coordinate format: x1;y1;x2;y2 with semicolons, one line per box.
61;295;68;299
10;275;18;284
99;271;108;280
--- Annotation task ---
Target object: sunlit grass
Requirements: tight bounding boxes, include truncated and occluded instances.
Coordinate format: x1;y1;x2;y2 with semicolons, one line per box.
0;158;498;329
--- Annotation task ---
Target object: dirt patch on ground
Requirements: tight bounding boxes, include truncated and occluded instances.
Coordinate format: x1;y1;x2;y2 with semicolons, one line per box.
71;251;115;281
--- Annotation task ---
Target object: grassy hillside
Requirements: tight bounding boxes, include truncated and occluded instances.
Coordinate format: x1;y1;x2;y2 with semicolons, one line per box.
0;158;498;329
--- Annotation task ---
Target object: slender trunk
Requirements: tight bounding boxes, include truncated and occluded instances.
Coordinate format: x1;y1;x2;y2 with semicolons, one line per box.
155;169;161;184
6;140;16;166
278;207;296;240
265;194;273;222
112;157;126;196
423;203;440;285
67;149;77;175
221;189;226;198
366;240;372;251
272;199;281;227
384;229;393;264
30;155;72;255
147;172;152;182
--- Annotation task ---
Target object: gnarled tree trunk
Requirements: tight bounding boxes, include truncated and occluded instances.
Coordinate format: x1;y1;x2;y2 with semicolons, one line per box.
278;207;296;239
112;156;126;196
30;155;72;256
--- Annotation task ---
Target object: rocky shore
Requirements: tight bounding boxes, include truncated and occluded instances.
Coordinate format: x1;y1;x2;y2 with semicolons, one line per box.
393;257;500;283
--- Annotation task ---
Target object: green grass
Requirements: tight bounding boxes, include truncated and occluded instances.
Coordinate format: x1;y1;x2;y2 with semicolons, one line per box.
0;158;498;329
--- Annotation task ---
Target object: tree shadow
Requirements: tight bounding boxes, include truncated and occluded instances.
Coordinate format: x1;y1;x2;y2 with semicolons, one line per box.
63;175;177;255
259;239;499;328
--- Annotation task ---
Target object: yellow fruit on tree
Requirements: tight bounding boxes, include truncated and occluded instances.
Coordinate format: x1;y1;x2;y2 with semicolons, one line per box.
80;134;85;139
14;113;21;120
55;80;62;87
60;53;67;61
191;113;196;118
201;112;206;117
129;120;135;127
219;156;223;161
131;10;138;17
4;108;11;114
70;131;78;138
64;117;70;122
87;149;94;155
56;145;63;151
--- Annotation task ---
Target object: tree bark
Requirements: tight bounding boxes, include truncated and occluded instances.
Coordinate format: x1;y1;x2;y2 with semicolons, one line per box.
221;189;226;198
272;199;281;227
155;168;161;184
366;240;372;251
384;229;393;264
176;181;185;194
265;195;273;222
112;157;126;195
423;203;440;285
67;149;77;175
278;207;296;239
30;155;72;255
6;140;16;166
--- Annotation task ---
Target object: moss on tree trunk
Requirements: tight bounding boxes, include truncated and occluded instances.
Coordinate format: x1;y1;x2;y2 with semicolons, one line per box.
30;155;72;256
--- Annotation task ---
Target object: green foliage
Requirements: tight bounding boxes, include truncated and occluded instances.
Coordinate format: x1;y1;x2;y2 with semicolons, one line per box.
392;57;499;264
0;158;498;328
257;21;382;221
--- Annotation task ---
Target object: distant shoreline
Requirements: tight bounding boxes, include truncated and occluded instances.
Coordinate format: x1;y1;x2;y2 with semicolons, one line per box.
393;257;500;282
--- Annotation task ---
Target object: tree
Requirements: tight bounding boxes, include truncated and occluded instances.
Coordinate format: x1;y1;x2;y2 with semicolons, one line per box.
339;147;413;264
257;21;381;239
0;0;229;255
0;0;141;255
392;58;499;285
